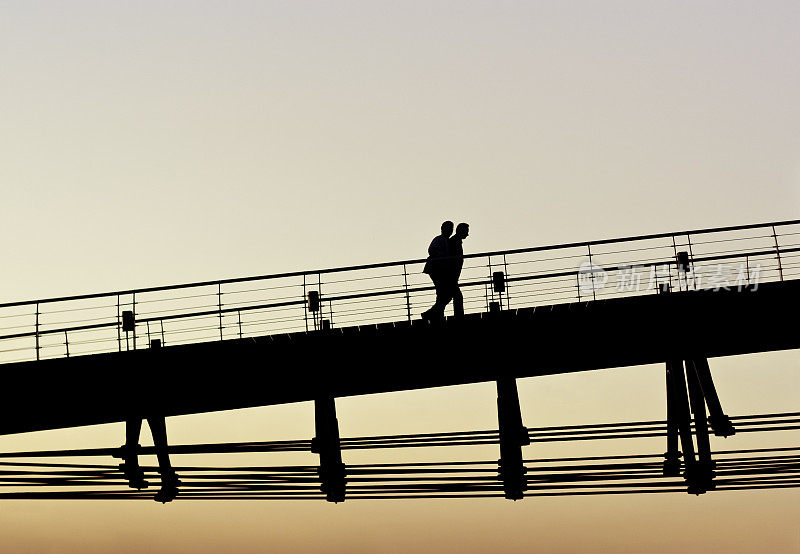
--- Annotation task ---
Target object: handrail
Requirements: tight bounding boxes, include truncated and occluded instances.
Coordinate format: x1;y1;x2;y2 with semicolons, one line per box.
2;218;799;309
3;245;797;342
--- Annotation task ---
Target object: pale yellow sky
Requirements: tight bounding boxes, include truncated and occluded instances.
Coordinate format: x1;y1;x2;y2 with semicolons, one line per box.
1;1;799;552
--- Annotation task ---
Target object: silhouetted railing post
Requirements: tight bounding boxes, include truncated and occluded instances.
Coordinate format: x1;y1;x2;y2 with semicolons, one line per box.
237;310;243;339
116;295;122;352
302;274;309;333
64;330;69;358
132;292;137;351
35;302;40;361
403;264;411;323
160;319;166;346
217;283;223;340
503;254;511;310
686;233;697;289
146;321;151;345
587;244;596;300
576;271;581;302
772;225;784;281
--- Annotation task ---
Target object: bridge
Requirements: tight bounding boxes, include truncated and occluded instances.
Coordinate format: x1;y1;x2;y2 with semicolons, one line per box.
1;219;799;502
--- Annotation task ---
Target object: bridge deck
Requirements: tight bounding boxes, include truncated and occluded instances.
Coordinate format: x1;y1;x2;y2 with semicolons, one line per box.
2;278;798;436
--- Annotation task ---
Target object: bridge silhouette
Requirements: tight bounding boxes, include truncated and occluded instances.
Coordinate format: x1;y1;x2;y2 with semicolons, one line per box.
1;219;799;502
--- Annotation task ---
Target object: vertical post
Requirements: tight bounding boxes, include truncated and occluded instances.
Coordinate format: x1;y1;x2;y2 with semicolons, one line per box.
311;395;346;503
132;293;137;351
318;273;323;330
772;225;784;281
496;376;529;500
686;361;714;492
237;310;243;339
160;319;166;346
487;255;494;306
146;321;151;345
403;264;412;323
576;272;581;302
503;254;511;310
587;244;596;301
218;283;223;341
303;274;309;333
35;302;40;361
667;359;698;492
686;234;698;289
116;295;122;352
671;236;680;292
663;360;681;476
64;331;70;358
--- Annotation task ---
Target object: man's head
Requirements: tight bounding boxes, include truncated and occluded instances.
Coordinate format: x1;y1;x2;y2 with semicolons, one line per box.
441;221;454;237
455;222;469;239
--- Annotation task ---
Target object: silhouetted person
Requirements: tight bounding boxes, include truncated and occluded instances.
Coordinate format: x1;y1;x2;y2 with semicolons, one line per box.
421;221;454;321
119;415;180;503
445;222;469;319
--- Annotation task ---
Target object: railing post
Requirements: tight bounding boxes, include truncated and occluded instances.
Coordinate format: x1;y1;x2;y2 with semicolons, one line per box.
587;244;596;301
302;274;309;333
160;319;166;346
35;302;40;361
116;294;122;352
237;310;243;339
64;331;70;358
217;283;223;341
576;271;581;302
772;225;783;281
686;234;697;289
503;254;511;310
487;255;494;307
132;292;137;351
403;264;412;323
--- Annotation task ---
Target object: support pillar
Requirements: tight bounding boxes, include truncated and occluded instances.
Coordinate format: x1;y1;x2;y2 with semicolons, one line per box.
663;360;681;477
311;395;346;503
496;377;529;500
686;361;715;492
666;358;698;493
689;357;735;437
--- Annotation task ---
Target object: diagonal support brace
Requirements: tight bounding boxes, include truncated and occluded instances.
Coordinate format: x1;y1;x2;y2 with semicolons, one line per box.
688;357;735;437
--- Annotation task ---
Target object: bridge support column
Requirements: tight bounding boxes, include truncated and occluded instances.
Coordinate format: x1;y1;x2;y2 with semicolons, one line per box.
496;377;529;500
665;358;699;492
686;361;715;492
663;360;682;477
311;395;346;503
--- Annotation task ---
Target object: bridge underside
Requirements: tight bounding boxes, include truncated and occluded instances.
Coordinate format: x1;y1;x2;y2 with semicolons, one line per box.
2;279;798;436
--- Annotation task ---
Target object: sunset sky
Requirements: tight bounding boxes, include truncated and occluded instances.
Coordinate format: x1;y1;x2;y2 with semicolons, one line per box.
1;1;799;551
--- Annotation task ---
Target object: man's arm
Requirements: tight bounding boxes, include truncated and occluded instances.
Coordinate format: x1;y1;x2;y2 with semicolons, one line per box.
428;236;446;257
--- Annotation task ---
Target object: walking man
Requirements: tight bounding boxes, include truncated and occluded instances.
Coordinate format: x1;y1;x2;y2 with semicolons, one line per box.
421;221;453;321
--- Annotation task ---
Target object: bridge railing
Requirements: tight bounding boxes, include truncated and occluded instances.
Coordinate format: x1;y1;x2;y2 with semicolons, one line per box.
1;219;799;364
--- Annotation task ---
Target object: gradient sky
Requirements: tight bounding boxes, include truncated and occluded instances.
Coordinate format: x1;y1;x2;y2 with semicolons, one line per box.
1;1;799;552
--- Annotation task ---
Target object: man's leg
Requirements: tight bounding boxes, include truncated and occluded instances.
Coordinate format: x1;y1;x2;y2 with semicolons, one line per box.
452;283;463;319
423;273;450;319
